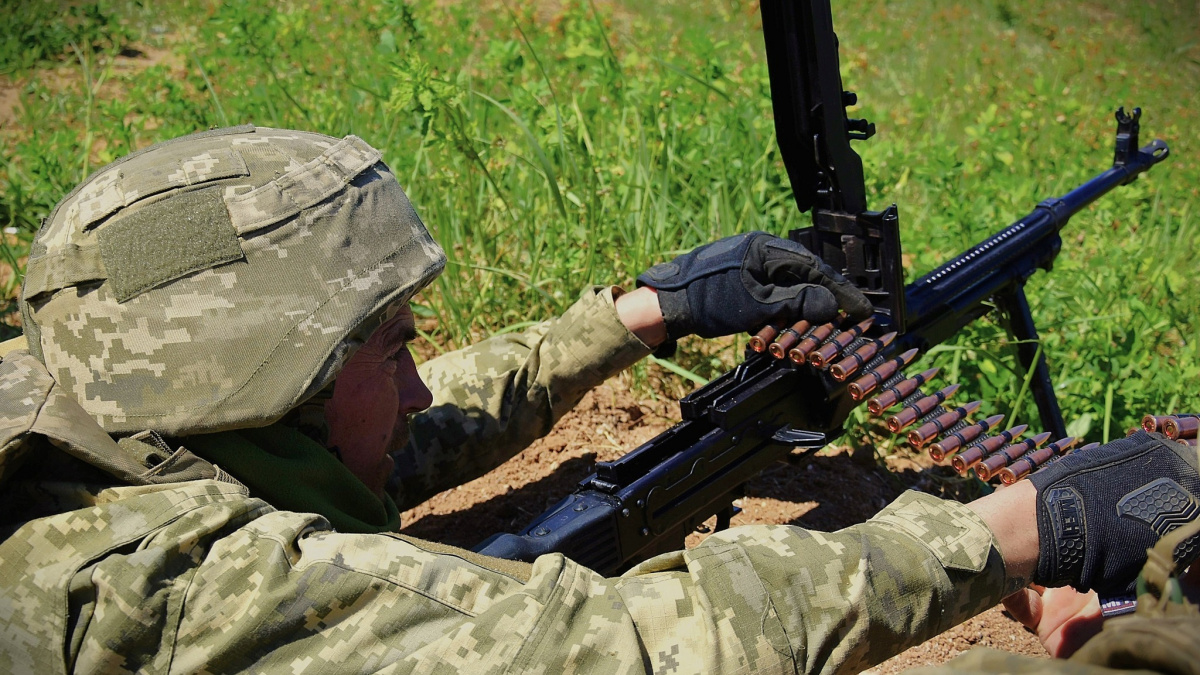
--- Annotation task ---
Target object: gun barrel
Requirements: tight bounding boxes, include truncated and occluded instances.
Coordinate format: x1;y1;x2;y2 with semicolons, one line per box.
901;140;1169;349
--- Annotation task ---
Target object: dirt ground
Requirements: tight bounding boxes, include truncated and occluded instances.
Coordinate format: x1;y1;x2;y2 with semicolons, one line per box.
399;376;1048;672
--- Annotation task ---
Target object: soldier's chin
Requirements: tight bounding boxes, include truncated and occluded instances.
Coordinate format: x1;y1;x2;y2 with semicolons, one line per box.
390;425;411;454
366;455;394;501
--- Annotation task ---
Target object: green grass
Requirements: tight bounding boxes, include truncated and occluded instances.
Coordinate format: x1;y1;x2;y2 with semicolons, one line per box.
2;0;1198;446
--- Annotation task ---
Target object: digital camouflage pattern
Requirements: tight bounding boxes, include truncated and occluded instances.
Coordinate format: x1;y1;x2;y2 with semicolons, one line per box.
3;125;1156;674
390;285;650;508
0;350;1022;674
20;126;445;437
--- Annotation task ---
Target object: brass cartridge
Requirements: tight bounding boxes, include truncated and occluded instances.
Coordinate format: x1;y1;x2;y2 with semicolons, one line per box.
767;320;811;359
848;348;919;401
868;367;940;415
1142;414;1173;433
1035;442;1094;473
999;437;1085;484
907;400;982;448
928;414;1005;462
974;432;1057;481
1164;415;1200;440
749;325;780;353
951;425;1029;474
789;321;837;363
830;332;898;381
809;318;875;368
886;384;960;433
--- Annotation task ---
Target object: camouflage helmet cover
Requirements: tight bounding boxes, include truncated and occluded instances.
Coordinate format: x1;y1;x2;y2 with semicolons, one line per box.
20;125;446;436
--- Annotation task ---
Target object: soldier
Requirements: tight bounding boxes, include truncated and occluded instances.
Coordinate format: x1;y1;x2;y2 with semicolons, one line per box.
0;126;1196;674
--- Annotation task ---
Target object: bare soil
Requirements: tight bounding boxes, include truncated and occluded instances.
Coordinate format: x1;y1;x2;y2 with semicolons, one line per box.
399;375;1048;672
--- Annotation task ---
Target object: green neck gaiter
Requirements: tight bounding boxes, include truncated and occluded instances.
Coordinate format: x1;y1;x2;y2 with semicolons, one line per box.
182;424;400;534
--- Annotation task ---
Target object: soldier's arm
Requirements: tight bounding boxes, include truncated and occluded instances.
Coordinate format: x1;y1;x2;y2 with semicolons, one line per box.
20;480;1015;674
606;490;1023;674
391;286;653;509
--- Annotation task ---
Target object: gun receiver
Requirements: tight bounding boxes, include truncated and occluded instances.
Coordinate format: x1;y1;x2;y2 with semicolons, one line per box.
761;0;905;331
475;0;1170;574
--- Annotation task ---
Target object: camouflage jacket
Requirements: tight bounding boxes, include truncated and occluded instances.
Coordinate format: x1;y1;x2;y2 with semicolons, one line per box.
390;286;652;509
0;290;1020;674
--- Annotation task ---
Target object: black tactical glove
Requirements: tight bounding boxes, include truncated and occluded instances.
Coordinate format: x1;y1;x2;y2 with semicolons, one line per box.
1029;431;1200;596
636;232;873;340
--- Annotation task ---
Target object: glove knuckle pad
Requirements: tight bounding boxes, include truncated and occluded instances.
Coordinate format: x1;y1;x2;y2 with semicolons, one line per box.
761;237;813;259
1043;486;1087;586
1118;477;1200;543
643;262;679;282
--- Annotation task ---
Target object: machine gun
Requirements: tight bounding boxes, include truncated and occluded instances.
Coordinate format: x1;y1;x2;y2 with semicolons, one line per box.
474;0;1170;575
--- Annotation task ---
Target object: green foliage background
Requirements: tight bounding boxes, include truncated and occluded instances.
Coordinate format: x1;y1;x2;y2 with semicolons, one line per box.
1;0;1198;445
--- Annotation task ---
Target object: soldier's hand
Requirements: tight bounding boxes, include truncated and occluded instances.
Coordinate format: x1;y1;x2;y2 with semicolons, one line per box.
1029;431;1200;596
1002;585;1103;658
636;232;873;340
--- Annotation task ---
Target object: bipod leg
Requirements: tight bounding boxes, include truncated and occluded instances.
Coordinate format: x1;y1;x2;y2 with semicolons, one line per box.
996;286;1068;439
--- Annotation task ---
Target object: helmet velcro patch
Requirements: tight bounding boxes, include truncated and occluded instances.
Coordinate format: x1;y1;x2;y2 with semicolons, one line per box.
97;187;244;302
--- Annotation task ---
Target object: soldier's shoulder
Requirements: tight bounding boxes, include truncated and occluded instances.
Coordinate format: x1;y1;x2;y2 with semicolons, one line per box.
0;347;55;443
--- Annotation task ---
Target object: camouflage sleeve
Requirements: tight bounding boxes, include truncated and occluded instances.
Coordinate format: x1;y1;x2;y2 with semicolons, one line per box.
609;490;1025;674
389;286;650;509
5;479;1016;674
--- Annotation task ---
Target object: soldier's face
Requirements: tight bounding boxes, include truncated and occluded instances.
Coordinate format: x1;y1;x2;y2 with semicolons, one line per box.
324;304;433;498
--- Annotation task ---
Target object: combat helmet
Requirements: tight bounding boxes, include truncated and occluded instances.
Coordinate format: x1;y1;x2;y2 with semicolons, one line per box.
19;125;445;436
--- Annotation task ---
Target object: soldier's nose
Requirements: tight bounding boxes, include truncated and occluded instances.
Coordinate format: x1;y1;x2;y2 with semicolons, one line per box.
394;348;433;414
